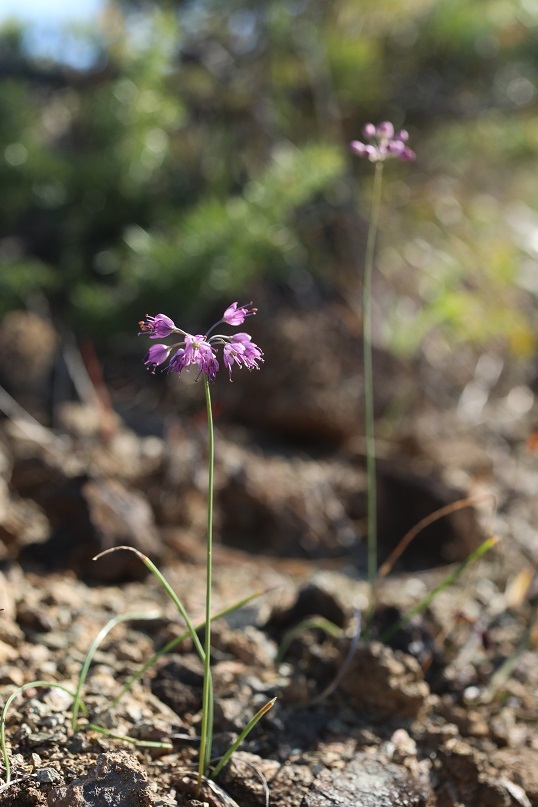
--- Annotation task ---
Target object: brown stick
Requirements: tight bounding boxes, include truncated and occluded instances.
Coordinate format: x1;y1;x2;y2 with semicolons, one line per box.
377;492;496;579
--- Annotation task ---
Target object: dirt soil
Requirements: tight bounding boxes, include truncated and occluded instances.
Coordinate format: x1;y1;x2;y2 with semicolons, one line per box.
0;306;538;806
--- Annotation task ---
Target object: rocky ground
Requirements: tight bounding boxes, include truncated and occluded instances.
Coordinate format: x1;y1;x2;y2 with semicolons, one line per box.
0;304;538;806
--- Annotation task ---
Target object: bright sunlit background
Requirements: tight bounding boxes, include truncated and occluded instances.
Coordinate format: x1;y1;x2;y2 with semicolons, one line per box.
0;0;105;66
0;0;104;23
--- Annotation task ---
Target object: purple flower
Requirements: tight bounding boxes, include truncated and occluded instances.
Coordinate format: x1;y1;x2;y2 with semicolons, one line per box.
222;301;257;326
223;332;264;379
375;121;394;139
168;347;188;375
139;313;177;338
166;337;218;381
362;122;377;139
144;344;171;372
232;333;264;368
350;121;415;163
198;349;220;381
176;334;216;380
139;303;263;382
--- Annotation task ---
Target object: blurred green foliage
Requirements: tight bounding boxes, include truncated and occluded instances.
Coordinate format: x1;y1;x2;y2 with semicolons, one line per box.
0;0;537;353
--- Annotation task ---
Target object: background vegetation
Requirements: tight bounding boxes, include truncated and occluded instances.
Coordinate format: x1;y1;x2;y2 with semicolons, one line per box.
0;0;537;357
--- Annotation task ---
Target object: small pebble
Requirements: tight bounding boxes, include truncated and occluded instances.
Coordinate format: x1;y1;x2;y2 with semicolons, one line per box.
463;685;481;703
30;753;41;770
35;767;62;784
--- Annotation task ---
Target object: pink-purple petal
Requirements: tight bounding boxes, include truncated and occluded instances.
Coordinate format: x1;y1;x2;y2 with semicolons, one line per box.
144;343;170;372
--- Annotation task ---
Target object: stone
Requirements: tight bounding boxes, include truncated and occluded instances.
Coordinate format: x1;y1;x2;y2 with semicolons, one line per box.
47;751;153;806
339;641;430;719
303;753;434;807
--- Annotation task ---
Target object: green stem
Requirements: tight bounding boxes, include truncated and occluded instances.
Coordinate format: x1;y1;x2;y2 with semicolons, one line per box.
198;376;215;783
363;161;384;606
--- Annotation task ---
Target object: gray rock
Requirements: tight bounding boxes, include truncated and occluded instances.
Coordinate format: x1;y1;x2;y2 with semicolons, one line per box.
35;768;62;784
47;751;153;806
304;753;434;806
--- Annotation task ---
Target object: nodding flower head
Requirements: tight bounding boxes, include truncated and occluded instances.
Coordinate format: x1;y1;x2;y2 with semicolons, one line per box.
222;301;257;326
350;122;415;163
139;304;263;382
144;343;171;373
138;313;177;339
223;332;264;380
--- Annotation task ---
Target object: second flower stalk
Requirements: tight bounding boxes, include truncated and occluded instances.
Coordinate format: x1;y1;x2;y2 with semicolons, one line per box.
350;122;415;609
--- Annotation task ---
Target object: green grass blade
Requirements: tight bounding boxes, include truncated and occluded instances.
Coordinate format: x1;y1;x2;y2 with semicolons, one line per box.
380;536;498;643
85;723;173;749
93;547;206;663
106;590;265;711
210;697;276;780
71;610;160;732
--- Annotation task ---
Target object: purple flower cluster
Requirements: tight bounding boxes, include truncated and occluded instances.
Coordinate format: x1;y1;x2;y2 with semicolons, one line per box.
139;302;263;382
350;121;415;163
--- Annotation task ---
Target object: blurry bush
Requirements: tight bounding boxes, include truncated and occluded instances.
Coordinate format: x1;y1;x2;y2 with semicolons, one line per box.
0;0;537;357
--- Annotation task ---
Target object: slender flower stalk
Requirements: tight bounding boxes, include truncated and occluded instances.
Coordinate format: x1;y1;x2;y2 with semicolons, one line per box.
138;301;264;780
199;375;214;782
350;122;415;608
363;161;383;602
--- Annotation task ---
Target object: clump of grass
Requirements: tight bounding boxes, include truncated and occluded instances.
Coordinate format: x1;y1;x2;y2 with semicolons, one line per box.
0;587;272;788
0;612;170;789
